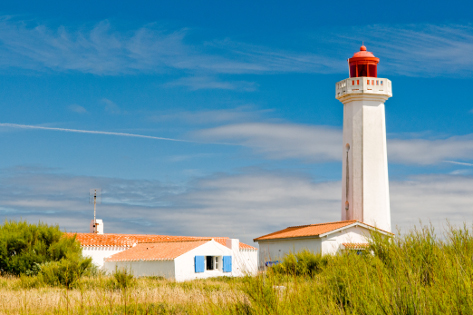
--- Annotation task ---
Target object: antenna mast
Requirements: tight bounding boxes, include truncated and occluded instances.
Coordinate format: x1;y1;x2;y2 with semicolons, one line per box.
89;189;102;233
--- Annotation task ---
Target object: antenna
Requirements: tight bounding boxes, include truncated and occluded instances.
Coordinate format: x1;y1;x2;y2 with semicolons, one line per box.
89;189;102;233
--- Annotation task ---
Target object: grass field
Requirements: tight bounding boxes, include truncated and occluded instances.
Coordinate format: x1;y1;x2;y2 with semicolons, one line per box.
2;223;473;314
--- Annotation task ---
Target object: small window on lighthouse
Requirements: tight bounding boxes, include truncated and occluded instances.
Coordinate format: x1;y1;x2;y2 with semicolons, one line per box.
358;64;367;77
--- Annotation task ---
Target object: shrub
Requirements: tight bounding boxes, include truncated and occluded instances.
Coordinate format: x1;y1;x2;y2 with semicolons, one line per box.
272;250;329;277
39;253;92;288
0;220;84;276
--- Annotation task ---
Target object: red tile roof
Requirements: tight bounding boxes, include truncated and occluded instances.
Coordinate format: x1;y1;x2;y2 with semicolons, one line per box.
254;220;391;241
66;233;257;250
106;241;209;261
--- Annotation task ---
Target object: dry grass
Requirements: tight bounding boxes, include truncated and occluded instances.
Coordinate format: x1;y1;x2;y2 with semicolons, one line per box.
0;277;245;314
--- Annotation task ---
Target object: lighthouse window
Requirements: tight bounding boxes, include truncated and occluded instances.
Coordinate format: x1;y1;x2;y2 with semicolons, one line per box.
368;65;377;77
380;81;383;85
357;64;367;77
350;65;356;77
376;80;379;85
352;80;355;85
367;80;370;85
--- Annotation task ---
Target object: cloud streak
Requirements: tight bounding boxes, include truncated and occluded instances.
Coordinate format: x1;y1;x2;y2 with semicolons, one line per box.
0;122;191;143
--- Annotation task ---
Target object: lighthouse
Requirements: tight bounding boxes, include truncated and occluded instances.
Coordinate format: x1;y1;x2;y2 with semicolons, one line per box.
254;45;394;264
335;45;392;232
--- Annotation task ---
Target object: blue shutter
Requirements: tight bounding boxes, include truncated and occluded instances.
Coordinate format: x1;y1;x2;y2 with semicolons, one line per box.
195;256;205;273
222;256;232;273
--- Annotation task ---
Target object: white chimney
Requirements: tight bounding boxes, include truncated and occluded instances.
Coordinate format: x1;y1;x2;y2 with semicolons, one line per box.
90;219;104;234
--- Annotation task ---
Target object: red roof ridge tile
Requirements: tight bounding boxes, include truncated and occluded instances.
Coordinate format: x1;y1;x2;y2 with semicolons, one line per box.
254;220;391;241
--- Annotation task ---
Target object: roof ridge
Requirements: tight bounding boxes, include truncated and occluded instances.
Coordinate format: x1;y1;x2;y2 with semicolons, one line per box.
138;239;211;244
285;220;358;229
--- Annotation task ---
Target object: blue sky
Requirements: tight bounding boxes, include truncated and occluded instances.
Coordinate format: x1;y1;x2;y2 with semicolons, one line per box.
1;1;473;245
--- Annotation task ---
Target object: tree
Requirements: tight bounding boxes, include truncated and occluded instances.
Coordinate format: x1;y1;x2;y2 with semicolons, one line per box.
0;220;90;277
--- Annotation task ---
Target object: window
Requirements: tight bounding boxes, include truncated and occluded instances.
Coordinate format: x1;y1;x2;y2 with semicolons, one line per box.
206;256;214;270
215;257;219;269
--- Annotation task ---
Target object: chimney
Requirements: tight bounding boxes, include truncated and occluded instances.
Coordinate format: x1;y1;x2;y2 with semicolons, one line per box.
90;219;104;234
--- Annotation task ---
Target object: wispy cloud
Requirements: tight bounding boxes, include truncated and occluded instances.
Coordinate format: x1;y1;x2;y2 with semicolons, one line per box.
0;122;192;143
0;18;339;76
1;166;472;244
388;135;473;165
340;24;473;77
101;98;122;114
0;18;471;78
68;104;88;114
444;160;473;167
196;122;473;165
196;123;342;162
165;76;258;91
151;106;273;125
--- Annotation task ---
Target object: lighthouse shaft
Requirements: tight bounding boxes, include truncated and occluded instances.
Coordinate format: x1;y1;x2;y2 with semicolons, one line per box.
336;77;392;232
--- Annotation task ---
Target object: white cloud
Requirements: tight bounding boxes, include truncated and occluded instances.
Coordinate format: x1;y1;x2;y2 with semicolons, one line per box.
390;174;473;232
165;76;258;91
196;123;342;162
349;24;473;77
0;18;341;76
0;123;192;143
388;135;473;165
0;18;472;77
1;166;472;245
151;106;273;125
196;123;473;165
68;104;87;114
101;98;122;114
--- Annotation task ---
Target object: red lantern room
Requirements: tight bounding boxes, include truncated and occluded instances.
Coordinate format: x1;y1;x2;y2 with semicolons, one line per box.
348;45;379;78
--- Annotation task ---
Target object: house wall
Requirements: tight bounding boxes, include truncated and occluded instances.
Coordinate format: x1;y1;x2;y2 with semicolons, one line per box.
225;239;258;276
174;240;233;282
257;238;322;268
257;225;373;268
236;250;258;276
321;226;370;255
103;260;175;279
82;246;129;268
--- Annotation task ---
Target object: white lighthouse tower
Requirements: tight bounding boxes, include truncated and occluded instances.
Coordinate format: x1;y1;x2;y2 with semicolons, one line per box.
335;45;393;232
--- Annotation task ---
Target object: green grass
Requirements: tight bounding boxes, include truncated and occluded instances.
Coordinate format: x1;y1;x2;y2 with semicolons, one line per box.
2;222;473;314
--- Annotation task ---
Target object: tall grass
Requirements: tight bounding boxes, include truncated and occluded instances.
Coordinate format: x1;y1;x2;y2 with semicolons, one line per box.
1;223;473;314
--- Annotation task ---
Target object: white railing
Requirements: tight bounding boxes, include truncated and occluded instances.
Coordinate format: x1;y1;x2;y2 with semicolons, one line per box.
335;77;392;99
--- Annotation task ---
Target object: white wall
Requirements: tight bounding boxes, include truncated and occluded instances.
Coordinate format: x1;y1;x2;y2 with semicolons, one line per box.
236;250;258;276
225;239;258;276
82;246;129;268
321;225;371;255
257;237;322;267
103;260;175;279
338;83;392;232
257;225;373;267
175;240;233;282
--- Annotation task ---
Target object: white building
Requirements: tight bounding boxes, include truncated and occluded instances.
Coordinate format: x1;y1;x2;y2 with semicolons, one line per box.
103;240;236;281
336;45;392;232
255;220;392;266
254;45;393;266
67;226;258;281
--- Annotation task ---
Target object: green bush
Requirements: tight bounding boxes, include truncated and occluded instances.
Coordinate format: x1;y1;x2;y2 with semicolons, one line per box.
272;250;329;277
0;220;85;276
39;253;92;288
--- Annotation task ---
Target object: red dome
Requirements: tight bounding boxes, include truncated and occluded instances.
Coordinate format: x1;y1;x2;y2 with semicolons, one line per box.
348;45;379;78
352;45;376;58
